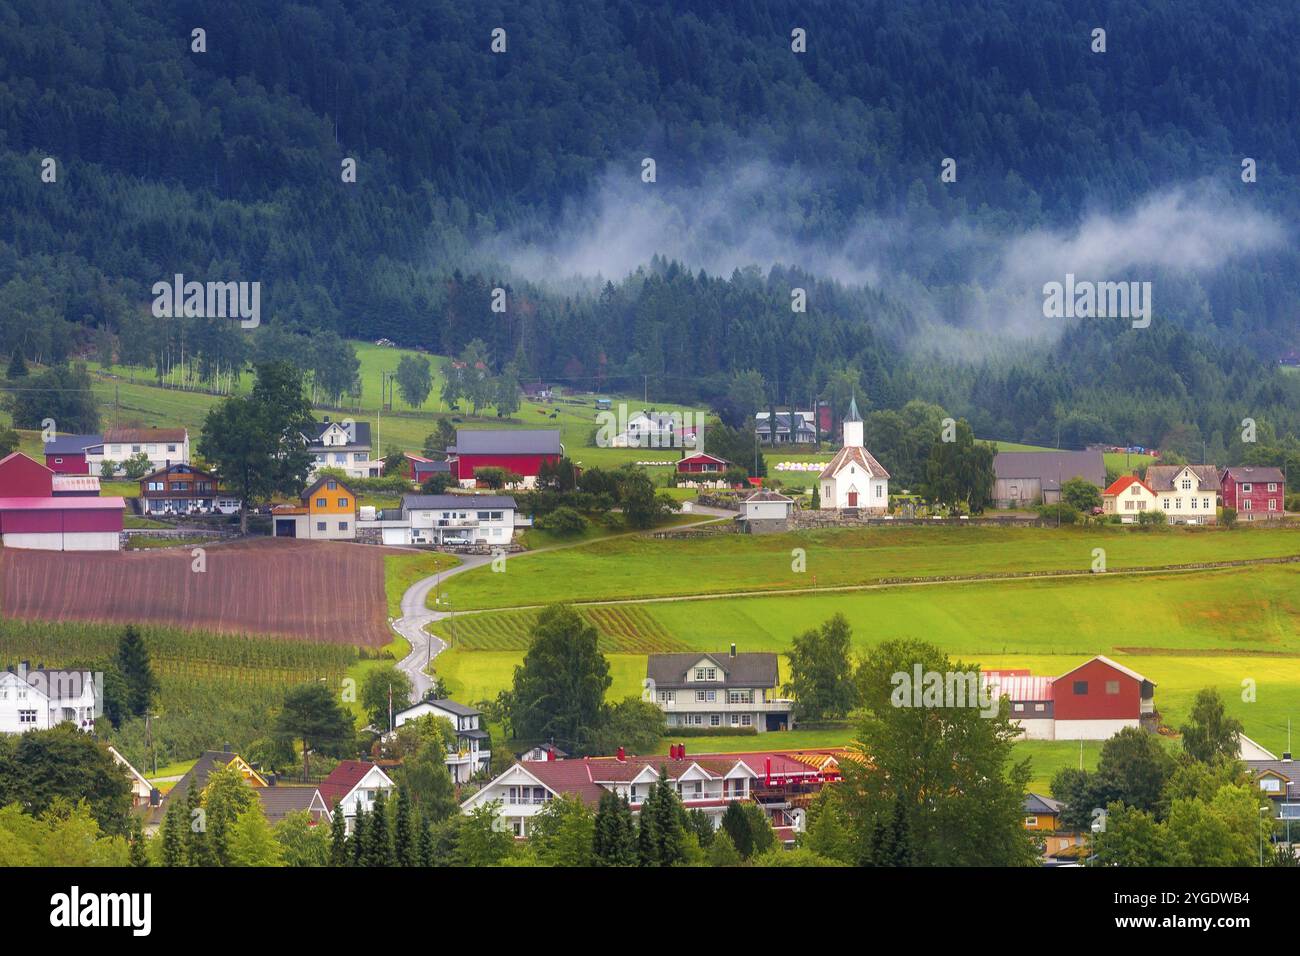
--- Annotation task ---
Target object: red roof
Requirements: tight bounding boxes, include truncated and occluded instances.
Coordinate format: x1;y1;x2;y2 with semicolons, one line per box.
1103;475;1153;497
317;760;383;810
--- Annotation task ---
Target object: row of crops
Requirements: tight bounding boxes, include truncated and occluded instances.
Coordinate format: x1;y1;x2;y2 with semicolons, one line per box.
434;605;689;654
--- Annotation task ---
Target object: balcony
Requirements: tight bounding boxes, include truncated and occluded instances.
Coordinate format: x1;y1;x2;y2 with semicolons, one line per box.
656;696;793;713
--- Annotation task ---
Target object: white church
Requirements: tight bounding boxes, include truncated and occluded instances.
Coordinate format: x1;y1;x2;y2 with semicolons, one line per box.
818;397;890;512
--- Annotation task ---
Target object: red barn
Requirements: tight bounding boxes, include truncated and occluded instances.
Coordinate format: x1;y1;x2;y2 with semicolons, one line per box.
1220;466;1286;521
0;452;124;550
447;429;562;488
394;453;451;484
676;452;731;475
43;434;101;475
1050;656;1154;738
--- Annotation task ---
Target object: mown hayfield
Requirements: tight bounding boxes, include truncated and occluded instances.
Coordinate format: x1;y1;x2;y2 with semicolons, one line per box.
431;564;1300;758
441;524;1300;609
442;604;690;654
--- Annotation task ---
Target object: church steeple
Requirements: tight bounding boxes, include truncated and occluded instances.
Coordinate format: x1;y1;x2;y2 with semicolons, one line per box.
842;394;864;448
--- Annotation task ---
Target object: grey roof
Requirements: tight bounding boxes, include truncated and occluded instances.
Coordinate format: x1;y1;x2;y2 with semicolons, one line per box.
43;434;102;454
1024;793;1065;815
1144;464;1221;492
1245;758;1298;789
425;698;481;718
450;428;561;455
401;494;517;511
744;490;793;503
256;786;322;824
305;419;371;446
413;459;450;474
1223;465;1286;484
646;652;779;689
993;451;1105;489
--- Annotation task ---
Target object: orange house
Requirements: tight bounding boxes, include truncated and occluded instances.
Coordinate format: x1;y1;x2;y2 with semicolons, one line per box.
272;475;358;540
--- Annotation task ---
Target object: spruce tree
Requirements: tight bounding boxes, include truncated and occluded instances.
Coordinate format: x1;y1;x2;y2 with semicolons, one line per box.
115;625;158;718
721;801;753;858
350;807;368;866
183;781;215;866
417;820;435;867
636;791;660;867
593;791;638;866
128;815;149;867
328;803;348;866
160;800;186;867
394;786;416;866
364;791;395;867
6;348;27;380
650;773;688;866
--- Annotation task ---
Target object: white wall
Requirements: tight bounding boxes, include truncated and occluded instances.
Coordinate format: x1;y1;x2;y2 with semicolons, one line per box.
2;532;119;551
1055;718;1139;740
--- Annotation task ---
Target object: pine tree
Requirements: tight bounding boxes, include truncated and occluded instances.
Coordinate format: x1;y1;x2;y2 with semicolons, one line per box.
182;781;215;866
593;790;638;866
160;800;186;867
721;801;754;858
7;348;27;380
363;791;395;867
128;815;149;867
328;803;348;866
649;775;687;866
350;807;368;867
417;819;435;867
115;625;158;718
394;786;416;866
636;793;660;867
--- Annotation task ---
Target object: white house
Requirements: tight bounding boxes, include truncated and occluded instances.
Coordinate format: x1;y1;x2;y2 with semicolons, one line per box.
818;397;889;512
0;664;98;734
462;748;828;840
109;746;155;807
395;698;491;783
738;490;793;533
310;760;396;834
303;418;381;479
1144;464;1219;524
646;647;793;733
87;428;190;475
365;494;521;547
1102;475;1159;522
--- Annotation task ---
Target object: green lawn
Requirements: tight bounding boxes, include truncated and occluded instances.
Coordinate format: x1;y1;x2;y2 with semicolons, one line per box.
383;551;461;617
440;524;1300;610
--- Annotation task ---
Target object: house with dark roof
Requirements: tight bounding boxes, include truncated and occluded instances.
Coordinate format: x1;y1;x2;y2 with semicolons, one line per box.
394;453;451;484
301;417;380;479
43;434;102;475
446;428;562;488
755;409;817;444
272;474;358;540
394;698;491;782
647;646;793;733
308;760;395;833
360;493;522;547
257;786;328;827
92;428;190;475
461;746;841;840
148;749;269;830
1221;465;1286;521
1245;754;1300;828
992;450;1105;509
1141;463;1220;524
139;462;241;516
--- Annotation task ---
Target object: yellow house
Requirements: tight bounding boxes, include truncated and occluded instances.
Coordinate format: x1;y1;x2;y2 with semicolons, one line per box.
272;475;358;540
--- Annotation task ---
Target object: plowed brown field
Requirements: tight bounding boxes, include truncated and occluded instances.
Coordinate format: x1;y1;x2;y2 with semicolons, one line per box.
0;539;395;646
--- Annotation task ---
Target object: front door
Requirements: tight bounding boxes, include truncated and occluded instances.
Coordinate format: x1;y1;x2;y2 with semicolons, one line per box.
847;490;858;507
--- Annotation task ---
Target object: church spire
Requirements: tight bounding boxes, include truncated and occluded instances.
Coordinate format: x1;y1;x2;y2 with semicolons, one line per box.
845;393;861;423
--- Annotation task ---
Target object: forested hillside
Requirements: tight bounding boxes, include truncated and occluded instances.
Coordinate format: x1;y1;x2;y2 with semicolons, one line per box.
0;0;1297;451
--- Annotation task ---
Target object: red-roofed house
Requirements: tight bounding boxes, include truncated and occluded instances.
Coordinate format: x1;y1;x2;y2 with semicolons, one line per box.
461;747;840;842
0;453;124;550
818;397;889;512
676;452;731;476
308;760;395;833
1101;475;1157;522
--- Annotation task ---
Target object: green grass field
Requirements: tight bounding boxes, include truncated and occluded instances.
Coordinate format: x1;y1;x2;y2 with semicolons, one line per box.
440;524;1300;610
382;551;461;617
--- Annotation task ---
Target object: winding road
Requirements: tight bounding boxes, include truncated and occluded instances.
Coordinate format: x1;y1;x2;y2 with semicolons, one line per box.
390;504;736;698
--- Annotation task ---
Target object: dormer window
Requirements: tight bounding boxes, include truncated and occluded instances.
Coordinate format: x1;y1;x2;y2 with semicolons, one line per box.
694;667;717;681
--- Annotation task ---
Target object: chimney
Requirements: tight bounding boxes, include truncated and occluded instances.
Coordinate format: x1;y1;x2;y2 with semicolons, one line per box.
18;660;29;680
1284;752;1293;763
616;746;626;762
730;643;737;659
677;743;685;760
546;747;555;762
149;788;162;808
223;742;232;754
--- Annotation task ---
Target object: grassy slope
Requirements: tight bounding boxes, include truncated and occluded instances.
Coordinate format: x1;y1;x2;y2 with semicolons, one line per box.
441;524;1300;609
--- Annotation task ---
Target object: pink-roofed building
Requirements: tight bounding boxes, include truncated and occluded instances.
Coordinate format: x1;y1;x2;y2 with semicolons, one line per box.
460;747;842;842
0;452;123;550
982;655;1157;740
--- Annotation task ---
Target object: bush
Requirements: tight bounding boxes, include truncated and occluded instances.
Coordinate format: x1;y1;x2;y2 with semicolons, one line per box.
1220;506;1237;528
534;506;587;536
1036;502;1077;525
669;726;758;738
1136;509;1168;527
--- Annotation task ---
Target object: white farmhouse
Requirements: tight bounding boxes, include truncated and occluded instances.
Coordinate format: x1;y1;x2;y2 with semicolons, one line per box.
1144;464;1220;524
0;664;98;734
395;698;492;783
366;494;522;547
818;397;889;512
646;647;793;733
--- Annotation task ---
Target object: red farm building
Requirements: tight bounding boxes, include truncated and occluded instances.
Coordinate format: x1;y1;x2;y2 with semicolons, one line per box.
676;452;732;475
982;655;1155;741
1220;466;1286;521
0;452;124;551
446;429;562;489
43;434;101;475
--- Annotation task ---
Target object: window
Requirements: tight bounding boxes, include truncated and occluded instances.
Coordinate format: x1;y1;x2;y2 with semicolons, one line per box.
728;690;752;704
695;690;716;702
1073;681;1088;695
1268;483;1278;492
730;714;739;726
54;457;63;464
1105;680;1120;694
657;690;674;703
740;715;752;726
338;498;349;508
1161;498;1170;510
167;445;177;453
1013;703;1024;712
1242;483;1252;493
1243;499;1253;510
316;522;326;532
1024;816;1038;828
1260;778;1282;793
877;485;883;497
1034;703;1045;712
478;512;491;520
1202;498;1210;509
316;498;327;507
338;521;349;531
709;714;721;727
1268;499;1277;511
353;453;366;462
18;709;37;724
1180;478;1191;490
